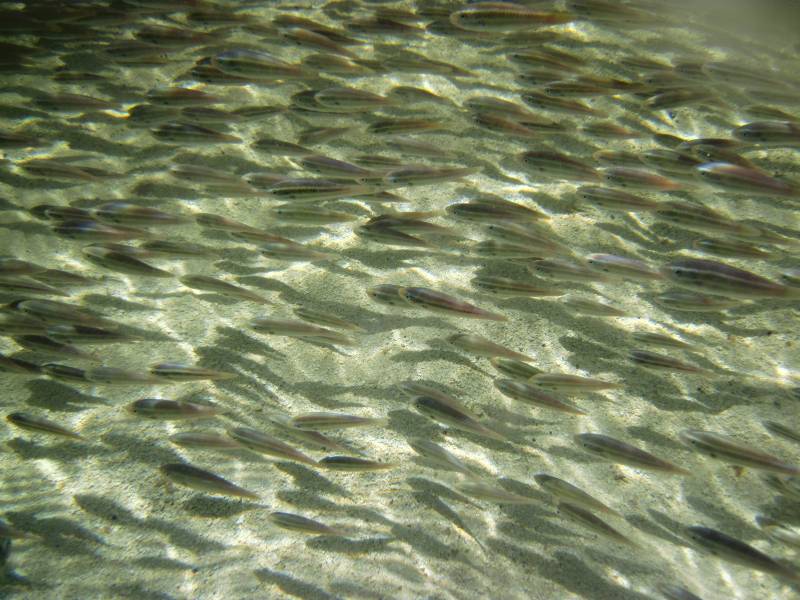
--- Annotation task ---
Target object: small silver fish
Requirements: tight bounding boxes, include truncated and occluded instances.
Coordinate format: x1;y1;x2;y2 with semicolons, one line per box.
489;357;543;381
288;412;387;431
679;429;800;475
629;350;707;374
180;275;272;304
408;438;472;476
6;412;82;439
414;395;504;442
531;374;621;393
399;287;506;321
160;463;258;500
149;363;236;382
661;258;798;299
495;379;586;415
251;318;355;346
455;480;537;504
227;427;316;465
268;512;343;536
127;399;222;420
534;474;619;516
318;456;395;471
169;432;243;450
447;333;531;361
558;502;635;546
686;526;800;582
575;433;689;475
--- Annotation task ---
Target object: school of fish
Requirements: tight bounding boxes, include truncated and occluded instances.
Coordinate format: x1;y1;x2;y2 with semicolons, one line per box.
0;1;799;599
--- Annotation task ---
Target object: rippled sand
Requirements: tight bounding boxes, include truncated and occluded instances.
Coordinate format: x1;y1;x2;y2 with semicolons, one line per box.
1;2;800;599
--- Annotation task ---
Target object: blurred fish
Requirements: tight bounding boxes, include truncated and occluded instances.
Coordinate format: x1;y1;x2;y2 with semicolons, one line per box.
318;456;394;471
289;412;387;431
495;379;585;415
662;258;799;299
680;430;800;475
399;287;507;321
414;394;504;442
575;433;689;475
227;427;316;465
180;275;272;304
268;512;344;536
128;399;222;420
447;333;531;361
686;526;800;583
534;474;619;516
558;502;636;546
6;412;82;439
160;463;258;500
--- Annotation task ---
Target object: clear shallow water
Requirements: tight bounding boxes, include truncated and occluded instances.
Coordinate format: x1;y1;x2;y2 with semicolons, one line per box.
0;1;799;599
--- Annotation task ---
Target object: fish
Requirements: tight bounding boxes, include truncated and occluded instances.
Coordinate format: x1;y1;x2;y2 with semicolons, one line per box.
450;5;572;32
656;584;705;600
679;430;800;475
586;254;663;281
251;318;355;346
455;480;537;504
576;186;660;212
756;516;800;550
762;421;800;446
408;438;472;476
495;379;585;415
169;432;243;450
518;151;599;182
558;502;636;546
534;474;619;516
663;258;799;299
530;374;621;393
471;276;564;298
293;307;363;332
654;291;741;312
268;512;343;536
127;399;222;420
629;350;707;374
6;412;82;439
630;332;695;351
180;275;271;304
227;427;316;465
686;526;800;582
318;456;394;471
489;357;543;381
563;297;627;317
398;287;507;321
84;367;159;384
447;333;531;361
446;198;548;223
288;412;387;431
160;463;258;500
367;284;412;307
149;362;236;382
697;162;798;197
414;395;504;442
575;433;689;475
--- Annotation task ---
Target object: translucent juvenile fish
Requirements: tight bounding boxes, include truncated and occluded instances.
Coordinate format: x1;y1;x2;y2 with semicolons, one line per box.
266;414;354;454
697;162;798;197
455;480;537;504
266;179;371;202
54;220;152;242
631;332;695;351
85;367;159;384
315;87;390;110
489;357;543;381
449;5;573;32
575;433;689;475
318;456;394;471
6;412;82;439
169;432;243;450
268;512;343;536
0;354;41;375
7;299;112;328
655;291;741;312
679;430;800;475
495;379;585;415
414;395;504;442
733;121;800;147
629;350;707;374
521;92;602;116
563;297;627;317
484;223;572;256
756;516;800;550
0;278;69;297
227;427;316;465
180;275;271;305
472;276;564;298
655;201;765;239
94;202;187;226
473;240;544;259
288;412;387;431
15;335;95;361
269;206;357;225
602;167;682;191
519;151;599;182
447;333;531;361
212;49;306;80
662;258;798;299
251;318;355;346
398;287;507;321
762;421;800;446
141;240;212;258
127;399;222;420
252;137;311;156
366;284;412;307
261;241;336;262
152;122;241;144
657;584;705;600
446;198;547;223
531;374;621;393
534;474;619;516
529;259;608;283
692;238;773;260
408;438;472;476
686;526;800;582
558;502;635;546
384;166;478;187
41;363;88;383
45;324;134;345
576;186;660;212
83;246;172;278
160;463;258;500
586;254;663;281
